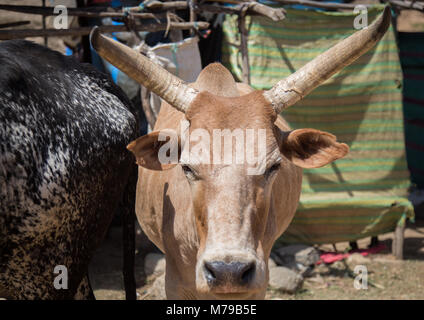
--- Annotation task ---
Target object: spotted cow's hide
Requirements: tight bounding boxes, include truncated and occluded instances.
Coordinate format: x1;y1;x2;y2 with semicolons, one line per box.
0;40;138;299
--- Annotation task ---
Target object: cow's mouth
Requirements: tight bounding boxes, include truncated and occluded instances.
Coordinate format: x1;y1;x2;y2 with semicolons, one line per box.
212;292;253;300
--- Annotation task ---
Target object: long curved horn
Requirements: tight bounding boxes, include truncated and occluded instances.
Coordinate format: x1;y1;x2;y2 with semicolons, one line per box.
89;27;198;113
264;6;391;113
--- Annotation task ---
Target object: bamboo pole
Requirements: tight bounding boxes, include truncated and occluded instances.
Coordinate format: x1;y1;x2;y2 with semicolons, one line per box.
0;21;209;40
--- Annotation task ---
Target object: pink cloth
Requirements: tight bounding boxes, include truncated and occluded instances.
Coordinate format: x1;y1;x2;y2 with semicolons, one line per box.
317;243;387;265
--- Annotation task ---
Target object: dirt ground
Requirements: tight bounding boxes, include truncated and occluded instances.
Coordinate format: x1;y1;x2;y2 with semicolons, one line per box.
89;217;424;300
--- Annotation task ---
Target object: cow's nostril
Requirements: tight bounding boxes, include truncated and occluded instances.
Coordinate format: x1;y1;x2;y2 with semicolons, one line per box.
241;262;255;284
204;261;217;284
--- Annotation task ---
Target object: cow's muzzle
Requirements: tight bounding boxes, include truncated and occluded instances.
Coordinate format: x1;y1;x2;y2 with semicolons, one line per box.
203;260;256;290
195;247;266;297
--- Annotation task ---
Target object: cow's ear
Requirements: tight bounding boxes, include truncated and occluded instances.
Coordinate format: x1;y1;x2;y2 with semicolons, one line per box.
278;128;349;168
127;129;180;171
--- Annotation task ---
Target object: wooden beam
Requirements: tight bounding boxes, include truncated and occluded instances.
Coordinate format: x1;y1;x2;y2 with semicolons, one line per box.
196;3;286;21
392;223;405;260
0;20;30;29
271;0;361;10
42;0;47;46
0;21;209;40
387;0;424;11
121;174;137;301
273;0;424;12
0;4;160;18
0;2;286;21
238;10;250;84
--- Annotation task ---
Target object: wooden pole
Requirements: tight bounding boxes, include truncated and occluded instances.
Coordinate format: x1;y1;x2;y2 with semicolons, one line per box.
188;0;197;36
272;0;423;11
0;2;287;21
238;7;250;84
0;21;210;40
121;171;137;301
195;3;285;21
387;0;424;11
392;223;405;260
0;5;162;19
0;1;422;17
76;0;91;64
42;0;47;46
0;20;30;29
271;0;360;10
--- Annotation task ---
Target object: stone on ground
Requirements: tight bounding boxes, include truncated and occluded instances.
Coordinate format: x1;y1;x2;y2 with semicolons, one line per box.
144;253;166;276
275;244;320;267
268;266;304;294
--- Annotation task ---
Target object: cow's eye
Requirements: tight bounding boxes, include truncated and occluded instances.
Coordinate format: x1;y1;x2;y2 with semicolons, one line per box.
265;162;281;178
181;165;198;180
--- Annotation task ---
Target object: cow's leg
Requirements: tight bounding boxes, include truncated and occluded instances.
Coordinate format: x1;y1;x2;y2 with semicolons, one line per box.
369;236;379;248
121;169;137;300
73;274;95;300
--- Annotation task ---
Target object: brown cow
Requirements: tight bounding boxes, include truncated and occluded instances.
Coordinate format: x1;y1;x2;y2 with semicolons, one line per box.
90;7;390;299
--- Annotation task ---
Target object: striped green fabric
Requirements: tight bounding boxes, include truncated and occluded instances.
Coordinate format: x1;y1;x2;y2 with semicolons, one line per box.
222;6;414;244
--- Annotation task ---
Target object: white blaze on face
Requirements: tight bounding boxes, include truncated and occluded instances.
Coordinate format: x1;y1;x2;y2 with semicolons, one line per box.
194;166;267;293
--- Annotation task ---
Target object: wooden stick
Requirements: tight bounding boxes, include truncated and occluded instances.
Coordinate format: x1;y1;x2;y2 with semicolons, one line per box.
0;2;286;20
240;2;286;21
387;0;424;11
196;3;286;21
238;8;250;84
129;1;188;11
392;223;405;260
0;21;209;40
0;0;422;19
151;1;286;21
188;0;197;36
271;0;362;10
0;4;162;18
42;0;47;46
0;20;30;29
121;172;137;301
273;0;423;11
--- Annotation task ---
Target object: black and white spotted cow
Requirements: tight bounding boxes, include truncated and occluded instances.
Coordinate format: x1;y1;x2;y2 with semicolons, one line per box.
0;40;139;299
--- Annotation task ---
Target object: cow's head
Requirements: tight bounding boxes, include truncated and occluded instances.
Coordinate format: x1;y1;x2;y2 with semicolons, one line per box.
90;7;390;299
